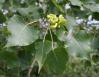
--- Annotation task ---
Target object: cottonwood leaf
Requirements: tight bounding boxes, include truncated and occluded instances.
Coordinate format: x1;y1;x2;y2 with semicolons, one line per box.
6;15;39;47
84;4;99;12
34;40;52;72
66;29;92;58
45;47;68;74
69;0;82;6
18;5;40;19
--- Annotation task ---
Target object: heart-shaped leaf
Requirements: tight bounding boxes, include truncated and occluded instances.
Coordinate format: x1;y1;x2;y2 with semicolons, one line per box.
6;15;39;47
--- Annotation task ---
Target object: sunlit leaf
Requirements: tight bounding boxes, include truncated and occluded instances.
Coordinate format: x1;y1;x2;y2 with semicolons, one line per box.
6;15;39;47
84;4;99;12
66;29;92;58
69;0;82;6
18;5;40;19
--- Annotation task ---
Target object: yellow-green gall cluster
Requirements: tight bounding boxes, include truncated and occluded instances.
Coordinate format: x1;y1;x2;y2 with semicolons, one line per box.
47;14;67;29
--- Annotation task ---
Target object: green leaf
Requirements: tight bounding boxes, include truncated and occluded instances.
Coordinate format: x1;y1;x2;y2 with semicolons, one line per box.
91;37;99;49
66;30;92;58
80;0;96;4
34;40;52;72
51;0;64;13
0;50;19;68
0;0;5;8
74;30;92;41
0;10;6;23
96;0;99;3
6;15;39;47
66;15;77;29
55;27;67;41
45;47;68;74
0;0;5;3
69;0;82;6
18;5;40;19
84;4;99;12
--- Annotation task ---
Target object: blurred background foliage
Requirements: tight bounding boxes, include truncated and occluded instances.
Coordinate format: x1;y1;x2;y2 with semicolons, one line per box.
0;0;99;77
